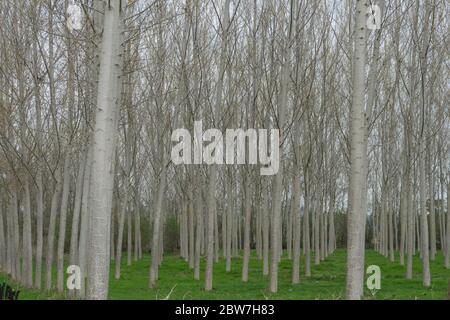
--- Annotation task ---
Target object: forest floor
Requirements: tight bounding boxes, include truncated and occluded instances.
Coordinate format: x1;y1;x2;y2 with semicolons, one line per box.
1;249;449;300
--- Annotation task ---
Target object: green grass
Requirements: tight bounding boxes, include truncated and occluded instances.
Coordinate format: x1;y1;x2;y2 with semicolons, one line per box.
1;249;449;300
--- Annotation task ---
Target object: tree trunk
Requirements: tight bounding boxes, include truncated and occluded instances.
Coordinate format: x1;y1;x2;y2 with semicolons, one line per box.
242;173;252;282
127;201;133;266
22;178;33;287
115;199;126;279
45;167;63;290
205;166;217;291
149;157;167;288
78;140;93;297
0;199;5;271
419;141;431;286
262;180;269;276
188;186;195;269
194;177;203;280
269;0;294;293
87;0;125;299
292;167;302;284
69;148;87;268
204;0;230;291
346;0;369;300
57;155;71;292
445;179;450;268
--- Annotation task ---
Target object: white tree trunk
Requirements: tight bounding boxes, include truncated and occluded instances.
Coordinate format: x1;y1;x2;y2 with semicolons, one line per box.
418;0;431;287
445;179;450;268
188;186;195;269
45;168;63;290
86;0;125;299
22;178;33;287
226;173;233;272
69;148;87;267
418;140;431;286
346;0;368;300
115;197;126;279
149;158;167;288
205;0;230;291
269;0;294;293
292;168;302;284
34;151;44;290
57;154;71;292
428;161;436;261
194;177;203;280
262;180;269;276
242;174;252;282
205;165;217;291
78;140;93;297
0;199;5;271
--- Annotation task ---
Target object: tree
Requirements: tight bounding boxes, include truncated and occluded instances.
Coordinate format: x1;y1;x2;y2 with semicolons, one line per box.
346;0;369;300
87;0;126;299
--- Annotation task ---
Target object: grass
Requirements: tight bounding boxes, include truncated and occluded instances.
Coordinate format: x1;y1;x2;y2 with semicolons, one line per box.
1;249;449;300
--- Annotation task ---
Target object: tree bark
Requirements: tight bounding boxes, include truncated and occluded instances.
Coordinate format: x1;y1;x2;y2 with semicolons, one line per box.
45;167;63;290
346;0;369;300
86;0;125;299
57;155;71;292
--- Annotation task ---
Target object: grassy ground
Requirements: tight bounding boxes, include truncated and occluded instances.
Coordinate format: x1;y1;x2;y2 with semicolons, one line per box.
1;249;449;300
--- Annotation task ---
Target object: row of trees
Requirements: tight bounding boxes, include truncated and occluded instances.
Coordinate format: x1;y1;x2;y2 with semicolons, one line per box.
0;0;448;300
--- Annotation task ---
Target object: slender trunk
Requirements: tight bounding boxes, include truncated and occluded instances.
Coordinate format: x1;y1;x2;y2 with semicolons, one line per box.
292;168;302;284
69;149;87;267
127;202;132;266
194;178;202;280
115;200;126;279
188;187;195;269
389;209;394;262
445;180;450;268
78;140;93;297
314;199;320;265
304;178;311;277
87;0;125;299
242;173;252;282
45;168;63;290
226;174;233;272
0;199;5;271
418;0;431;287
287;193;293;260
419;141;431;286
134;188;141;262
269;0;294;293
400;175;407;265
205;166;217;291
428;158;436;260
328;195;336;254
5;194;13;275
214;201;220;264
149;158;167;288
57;155;71;292
406;147;414;278
222;211;227;259
204;0;229;291
34;166;44;289
346;0;369;300
22;179;33;287
262;181;269;276
111;201;116;262
11;187;21;281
